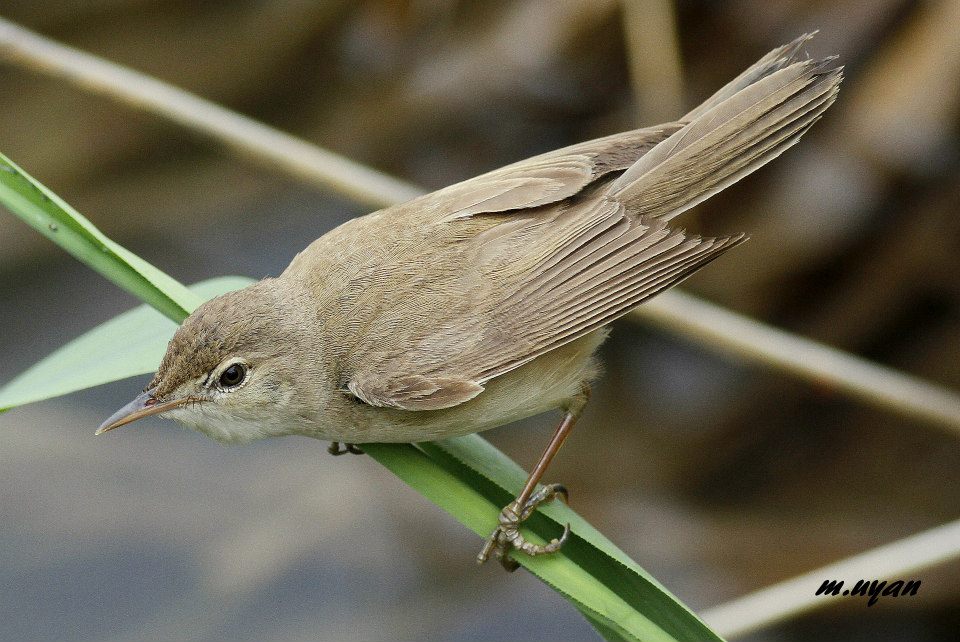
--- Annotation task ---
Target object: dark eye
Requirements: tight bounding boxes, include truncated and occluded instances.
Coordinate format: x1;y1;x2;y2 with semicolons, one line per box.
219;363;247;388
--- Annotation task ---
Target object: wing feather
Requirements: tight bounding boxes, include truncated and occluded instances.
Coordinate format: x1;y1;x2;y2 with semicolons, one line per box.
415;126;678;222
341;44;840;412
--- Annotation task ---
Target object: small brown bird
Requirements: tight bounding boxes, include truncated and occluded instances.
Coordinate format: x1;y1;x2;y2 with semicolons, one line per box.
98;35;841;569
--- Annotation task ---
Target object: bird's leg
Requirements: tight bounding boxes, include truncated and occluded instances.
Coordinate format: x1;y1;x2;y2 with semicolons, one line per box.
327;442;365;456
478;384;590;571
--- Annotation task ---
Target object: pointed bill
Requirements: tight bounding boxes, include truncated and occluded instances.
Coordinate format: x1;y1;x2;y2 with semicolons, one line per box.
96;389;190;435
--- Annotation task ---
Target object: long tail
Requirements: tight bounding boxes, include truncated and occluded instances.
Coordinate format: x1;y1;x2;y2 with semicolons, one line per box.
682;32;819;121
608;45;842;222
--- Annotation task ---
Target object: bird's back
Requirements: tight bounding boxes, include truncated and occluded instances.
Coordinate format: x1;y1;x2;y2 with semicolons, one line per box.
280;34;841;421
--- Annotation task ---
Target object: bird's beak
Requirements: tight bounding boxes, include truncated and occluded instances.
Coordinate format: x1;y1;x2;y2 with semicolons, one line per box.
95;389;191;435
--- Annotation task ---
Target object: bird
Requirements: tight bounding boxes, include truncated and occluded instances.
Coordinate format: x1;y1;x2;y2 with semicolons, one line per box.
97;34;842;570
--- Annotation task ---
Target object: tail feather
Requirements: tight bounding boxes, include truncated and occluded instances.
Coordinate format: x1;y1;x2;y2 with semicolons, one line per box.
682;32;818;121
608;57;842;221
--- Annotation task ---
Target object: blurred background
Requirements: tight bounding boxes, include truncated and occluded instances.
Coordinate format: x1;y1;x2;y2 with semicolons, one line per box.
1;1;958;640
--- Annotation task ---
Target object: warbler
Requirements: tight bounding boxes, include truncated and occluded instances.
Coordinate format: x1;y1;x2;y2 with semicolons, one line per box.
98;34;841;569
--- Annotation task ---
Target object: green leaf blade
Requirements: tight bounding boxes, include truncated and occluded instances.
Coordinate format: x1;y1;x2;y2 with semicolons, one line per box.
0;153;198;321
420;437;724;642
364;442;664;642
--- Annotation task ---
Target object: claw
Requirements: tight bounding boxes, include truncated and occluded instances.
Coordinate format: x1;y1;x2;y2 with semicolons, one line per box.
477;532;499;565
477;483;571;571
499;550;521;572
327;442;364;456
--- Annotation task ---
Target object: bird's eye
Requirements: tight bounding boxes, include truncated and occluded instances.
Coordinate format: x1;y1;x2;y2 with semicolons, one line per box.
219;363;247;388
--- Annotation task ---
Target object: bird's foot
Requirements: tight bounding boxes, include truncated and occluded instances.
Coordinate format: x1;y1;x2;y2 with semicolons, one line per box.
327;442;364;456
477;483;571;572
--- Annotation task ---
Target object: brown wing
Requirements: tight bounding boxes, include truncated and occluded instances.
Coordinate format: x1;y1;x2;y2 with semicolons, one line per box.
344;48;841;412
346;192;744;411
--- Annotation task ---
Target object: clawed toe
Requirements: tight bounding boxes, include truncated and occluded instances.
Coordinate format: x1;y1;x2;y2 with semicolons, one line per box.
327;442;364;456
477;483;571;571
522;483;568;517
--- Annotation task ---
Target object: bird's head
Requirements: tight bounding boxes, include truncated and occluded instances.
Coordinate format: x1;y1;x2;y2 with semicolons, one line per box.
97;280;310;443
